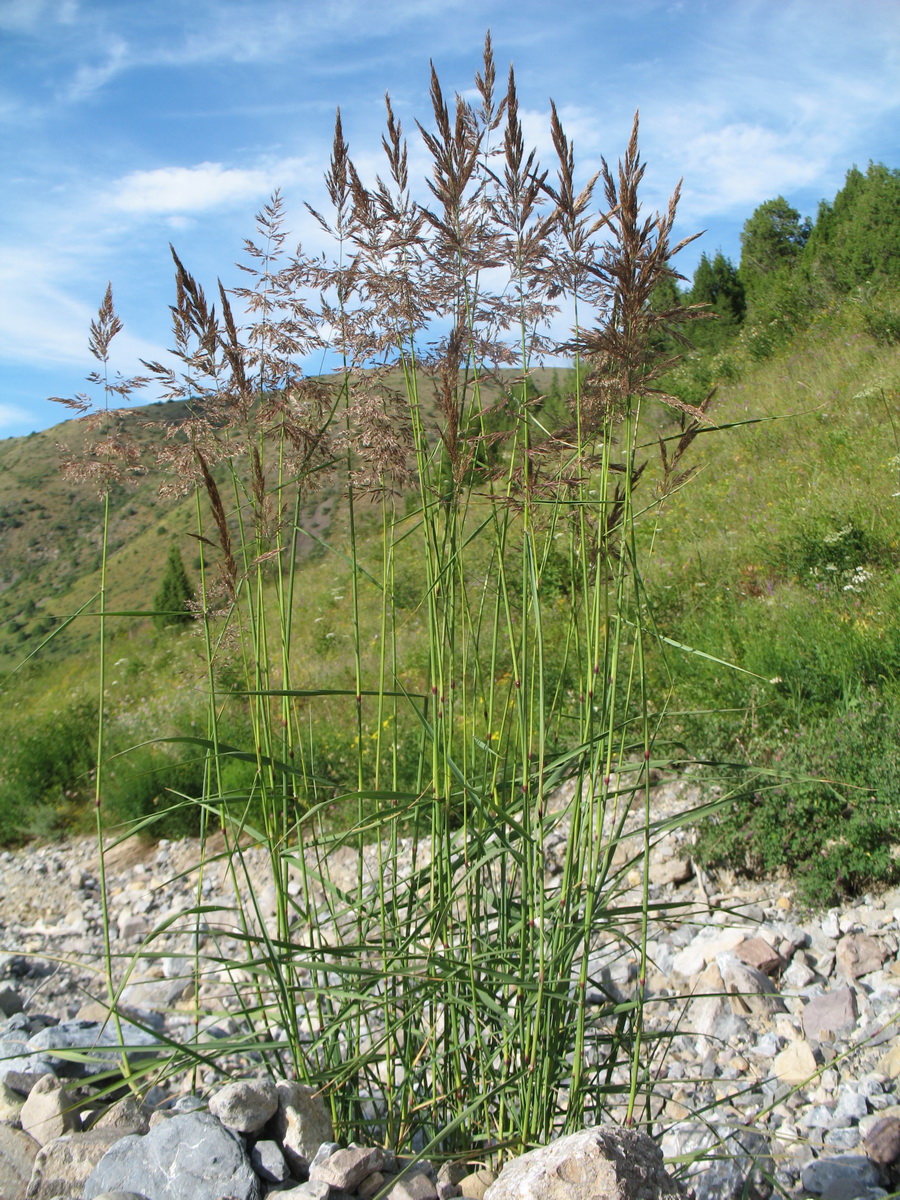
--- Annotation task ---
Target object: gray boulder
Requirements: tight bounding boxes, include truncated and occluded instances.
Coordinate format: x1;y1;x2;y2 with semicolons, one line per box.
800;1154;881;1196
83;1111;261;1200
209;1077;278;1134
27;1019;159;1079
482;1126;689;1199
0;1014;57;1093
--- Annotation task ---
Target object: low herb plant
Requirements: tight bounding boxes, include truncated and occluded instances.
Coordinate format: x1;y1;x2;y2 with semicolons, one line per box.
46;40;728;1161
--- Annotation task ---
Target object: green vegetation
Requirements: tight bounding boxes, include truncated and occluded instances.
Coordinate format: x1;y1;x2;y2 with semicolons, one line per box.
634;158;900;906
153;544;195;630
1;39;899;1160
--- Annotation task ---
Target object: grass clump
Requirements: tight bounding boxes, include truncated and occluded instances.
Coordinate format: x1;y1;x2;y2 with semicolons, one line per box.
17;36;781;1159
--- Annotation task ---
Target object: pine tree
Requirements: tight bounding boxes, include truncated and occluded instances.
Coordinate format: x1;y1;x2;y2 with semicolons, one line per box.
806;163;900;291
739;197;810;291
153;545;195;630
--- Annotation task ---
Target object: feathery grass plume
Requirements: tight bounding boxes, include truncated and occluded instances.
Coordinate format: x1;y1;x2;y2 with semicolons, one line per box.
53;284;148;491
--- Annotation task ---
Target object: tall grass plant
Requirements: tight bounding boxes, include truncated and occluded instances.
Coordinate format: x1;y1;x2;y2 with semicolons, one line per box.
50;40;720;1160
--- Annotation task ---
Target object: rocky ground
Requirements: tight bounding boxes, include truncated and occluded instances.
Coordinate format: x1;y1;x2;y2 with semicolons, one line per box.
1;778;899;1199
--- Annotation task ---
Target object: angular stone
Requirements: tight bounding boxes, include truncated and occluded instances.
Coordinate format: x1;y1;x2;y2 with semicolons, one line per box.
390;1170;439;1200
670;928;746;980
0;986;25;1017
651;858;693;887
823;1128;861;1153
686;961;726;1038
0;1078;25;1120
0;1018;56;1093
116;912;149;944
773;1040;818;1086
661;1123;773;1200
84;1111;261;1200
0;1123;40;1200
250;1139;290;1184
24;1129;122;1200
876;1043;900;1080
865;1115;900;1166
736;936;784;976
718;954;787;1018
310;1145;384;1191
268;1080;334;1174
482;1127;688;1200
437;1163;471;1189
803;988;859;1041
90;1095;152;1136
280;1183;330;1200
833;1089;868;1127
310;1141;341;1167
209;1077;279;1134
836;934;886;981
782;959;817;989
20;1074;80;1147
358;1170;388;1199
800;1154;880;1196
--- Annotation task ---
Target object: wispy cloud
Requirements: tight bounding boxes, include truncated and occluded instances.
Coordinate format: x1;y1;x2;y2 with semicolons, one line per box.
665;122;828;218
0;402;32;433
65;35;129;100
0;0;76;33
0;256;162;371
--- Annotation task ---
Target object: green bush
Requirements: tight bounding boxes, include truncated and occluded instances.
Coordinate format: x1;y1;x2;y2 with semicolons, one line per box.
102;741;206;838
693;691;900;906
860;298;900;346
771;514;893;582
0;701;96;840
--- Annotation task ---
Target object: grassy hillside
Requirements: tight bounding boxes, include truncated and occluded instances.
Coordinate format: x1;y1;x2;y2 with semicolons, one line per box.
0;300;897;905
642;298;900;901
0;368;561;673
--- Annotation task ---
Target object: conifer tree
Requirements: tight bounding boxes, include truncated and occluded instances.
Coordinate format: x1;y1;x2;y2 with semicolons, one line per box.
153;544;195;630
739;196;810;289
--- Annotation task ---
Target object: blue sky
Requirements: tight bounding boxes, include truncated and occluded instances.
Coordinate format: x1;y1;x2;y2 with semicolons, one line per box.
2;0;899;438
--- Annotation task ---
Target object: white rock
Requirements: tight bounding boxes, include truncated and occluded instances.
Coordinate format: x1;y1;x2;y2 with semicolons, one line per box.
671;928;747;981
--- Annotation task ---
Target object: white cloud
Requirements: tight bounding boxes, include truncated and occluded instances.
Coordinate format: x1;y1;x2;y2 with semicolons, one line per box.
519;104;603;164
111;161;284;215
